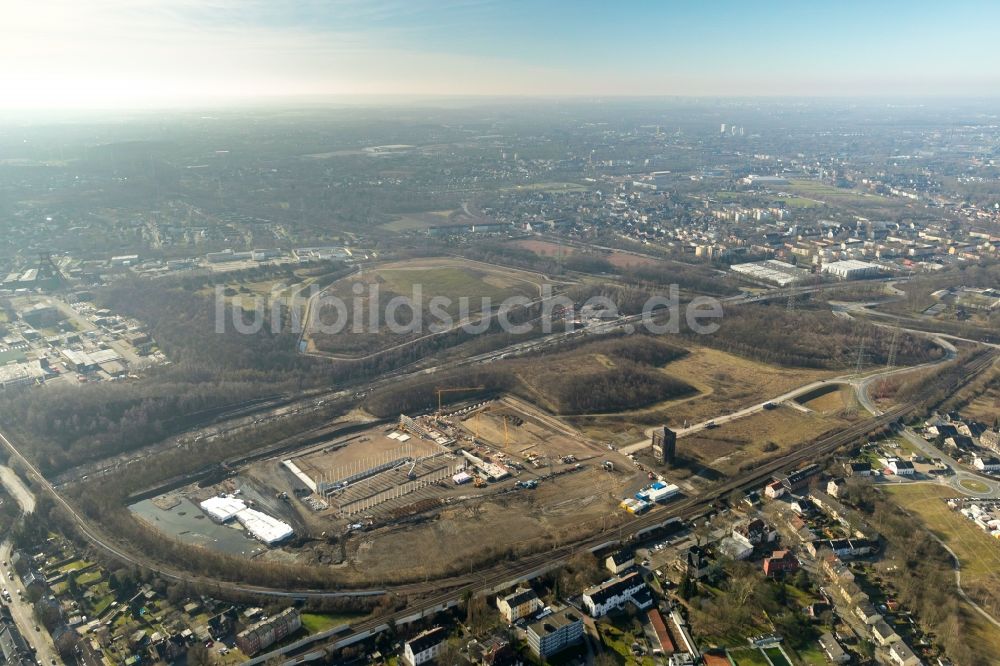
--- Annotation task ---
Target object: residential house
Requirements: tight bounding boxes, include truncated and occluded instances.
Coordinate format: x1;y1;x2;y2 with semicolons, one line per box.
806;601;832;620
889;641;923;666
973;456;1000;473
0;622;32;666
764;480;786;499
496;588;542;623
582;572;651;617
403;627;448;666
790;498;817;517
846;461;872;477
787;514;816;543
777;464;820;492
818;632;850;664
762;550;799;577
21;570;48;596
836;580;869;606
647;609;677;655
605;550;635;575
806;538;874;560
526;608;583;660
827;478;847;498
235;608;301;657
809;489;880;540
822;555;855;583
889;460;915;476
854;600;882;626
466;635;512;666
733;518;775;547
717;536;753;561
943;435;974;451
871;619;900;646
926;423;958;439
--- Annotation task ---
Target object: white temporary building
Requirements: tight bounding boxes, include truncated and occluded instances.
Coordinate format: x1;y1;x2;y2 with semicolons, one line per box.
199;495;294;545
235;508;294;545
200;495;248;522
646;484;681;503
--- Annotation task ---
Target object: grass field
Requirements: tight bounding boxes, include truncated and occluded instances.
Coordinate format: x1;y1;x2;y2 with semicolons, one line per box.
718;189;821;209
198;276;306;308
885;484;1000;652
728;648;770;666
774;195;822;208
796;385;856;414
306;257;559;356
376;265;539;306
785;179;902;209
300;612;366;634
383;209;456;231
960;479;991;493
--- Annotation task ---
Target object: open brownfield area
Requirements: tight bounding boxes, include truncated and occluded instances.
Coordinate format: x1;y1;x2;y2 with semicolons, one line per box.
456;396;601;460
674;405;853;476
568;345;839;446
341;464;633;581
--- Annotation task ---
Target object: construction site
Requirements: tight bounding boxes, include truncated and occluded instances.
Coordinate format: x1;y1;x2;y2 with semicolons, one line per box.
131;389;678;579
281;419;464;518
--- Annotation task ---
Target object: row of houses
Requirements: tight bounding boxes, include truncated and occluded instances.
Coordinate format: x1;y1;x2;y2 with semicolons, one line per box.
235;608;301;656
823;554;923;665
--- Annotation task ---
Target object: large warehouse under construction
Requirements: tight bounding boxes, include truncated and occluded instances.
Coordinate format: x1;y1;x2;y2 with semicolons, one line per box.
281;414;466;517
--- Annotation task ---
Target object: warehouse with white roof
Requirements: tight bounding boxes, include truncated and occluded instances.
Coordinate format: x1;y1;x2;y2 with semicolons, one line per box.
198;495;294;545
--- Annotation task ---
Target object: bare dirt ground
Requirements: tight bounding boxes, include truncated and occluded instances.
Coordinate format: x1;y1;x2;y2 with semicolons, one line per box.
340;465;633;582
458;396;601;460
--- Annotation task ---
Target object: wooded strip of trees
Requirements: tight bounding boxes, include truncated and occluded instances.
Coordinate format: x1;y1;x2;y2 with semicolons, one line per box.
680;303;941;369
362;335;694;418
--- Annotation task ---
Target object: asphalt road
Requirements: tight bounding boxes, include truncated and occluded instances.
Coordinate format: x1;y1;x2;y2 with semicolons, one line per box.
0;465;59;666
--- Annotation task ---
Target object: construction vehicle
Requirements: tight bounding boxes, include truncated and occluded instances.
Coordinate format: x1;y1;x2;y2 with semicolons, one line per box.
474;477;487;488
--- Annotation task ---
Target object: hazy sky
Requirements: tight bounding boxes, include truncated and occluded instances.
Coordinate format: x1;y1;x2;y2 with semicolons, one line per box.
3;0;999;109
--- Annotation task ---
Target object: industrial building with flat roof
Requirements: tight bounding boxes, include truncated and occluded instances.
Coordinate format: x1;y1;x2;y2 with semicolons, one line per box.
0;361;47;390
730;259;811;286
822;259;883;280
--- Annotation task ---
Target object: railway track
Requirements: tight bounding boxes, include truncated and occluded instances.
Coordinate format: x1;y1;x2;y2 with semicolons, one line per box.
0;347;994;664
